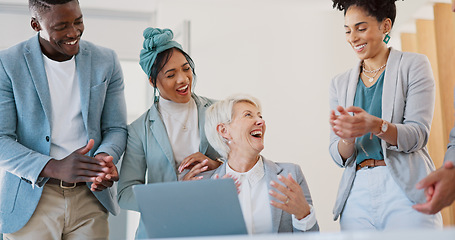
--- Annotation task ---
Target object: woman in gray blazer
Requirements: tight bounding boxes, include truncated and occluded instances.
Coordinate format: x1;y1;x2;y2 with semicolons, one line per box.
203;94;319;234
117;27;221;239
329;0;443;231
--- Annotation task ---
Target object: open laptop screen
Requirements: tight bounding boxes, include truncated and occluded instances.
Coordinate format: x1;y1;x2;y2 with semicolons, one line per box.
133;178;247;238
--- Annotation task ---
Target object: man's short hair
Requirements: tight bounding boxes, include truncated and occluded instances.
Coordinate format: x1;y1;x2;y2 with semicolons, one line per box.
29;0;78;17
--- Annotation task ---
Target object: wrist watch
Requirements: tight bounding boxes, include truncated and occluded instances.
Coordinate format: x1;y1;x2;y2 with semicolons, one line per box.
377;120;388;136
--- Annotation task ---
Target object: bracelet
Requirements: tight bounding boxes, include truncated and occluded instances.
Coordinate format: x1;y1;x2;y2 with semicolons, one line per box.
341;139;355;145
215;158;224;165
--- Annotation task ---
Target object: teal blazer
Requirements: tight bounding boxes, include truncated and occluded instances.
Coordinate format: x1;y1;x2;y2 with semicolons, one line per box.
117;94;220;238
329;48;436;220
0;35;127;233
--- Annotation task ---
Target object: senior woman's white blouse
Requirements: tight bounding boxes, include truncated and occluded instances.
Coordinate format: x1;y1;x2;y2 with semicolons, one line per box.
225;157;317;234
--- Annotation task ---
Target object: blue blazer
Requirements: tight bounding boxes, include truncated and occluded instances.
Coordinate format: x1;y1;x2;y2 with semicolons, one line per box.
0;35;127;233
201;157;319;233
329;48;436;220
117;94;220;238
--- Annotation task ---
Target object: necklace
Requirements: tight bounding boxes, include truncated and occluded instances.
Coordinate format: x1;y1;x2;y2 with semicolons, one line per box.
158;98;194;132
362;62;386;83
359;142;370;157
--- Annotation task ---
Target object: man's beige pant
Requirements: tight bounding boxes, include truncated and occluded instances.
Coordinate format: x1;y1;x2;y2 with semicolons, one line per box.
4;184;108;240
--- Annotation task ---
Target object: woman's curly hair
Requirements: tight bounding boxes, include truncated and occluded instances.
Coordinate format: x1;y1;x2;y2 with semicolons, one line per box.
332;0;402;26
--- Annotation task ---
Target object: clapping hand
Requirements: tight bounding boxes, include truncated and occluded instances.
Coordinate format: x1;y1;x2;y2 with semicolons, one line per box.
90;153;119;192
42;139;113;186
331;106;378;139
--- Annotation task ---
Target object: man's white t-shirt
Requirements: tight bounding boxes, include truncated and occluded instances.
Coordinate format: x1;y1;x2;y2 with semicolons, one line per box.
43;54;87;159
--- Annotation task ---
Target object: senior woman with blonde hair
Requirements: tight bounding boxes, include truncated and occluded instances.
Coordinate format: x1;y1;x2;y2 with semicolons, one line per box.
203;94;319;234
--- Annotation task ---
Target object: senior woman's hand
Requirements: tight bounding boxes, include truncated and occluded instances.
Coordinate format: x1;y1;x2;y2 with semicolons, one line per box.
269;173;311;220
214;173;241;194
332;105;382;139
178;152;222;173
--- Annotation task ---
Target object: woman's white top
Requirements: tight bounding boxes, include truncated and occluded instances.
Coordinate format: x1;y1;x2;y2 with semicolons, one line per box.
226;157;316;234
158;96;200;179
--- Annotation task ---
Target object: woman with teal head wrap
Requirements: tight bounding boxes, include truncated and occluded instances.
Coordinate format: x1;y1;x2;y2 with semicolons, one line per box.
118;27;223;239
139;27;195;101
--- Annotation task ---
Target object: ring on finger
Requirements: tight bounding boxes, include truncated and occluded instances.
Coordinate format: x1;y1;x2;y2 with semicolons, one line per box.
285;197;290;204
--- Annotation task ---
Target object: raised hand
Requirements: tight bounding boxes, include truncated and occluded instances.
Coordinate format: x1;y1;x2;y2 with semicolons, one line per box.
269;173;311;220
332;106;379;139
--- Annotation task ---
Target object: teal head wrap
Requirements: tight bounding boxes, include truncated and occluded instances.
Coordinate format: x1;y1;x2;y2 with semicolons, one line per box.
139;27;183;78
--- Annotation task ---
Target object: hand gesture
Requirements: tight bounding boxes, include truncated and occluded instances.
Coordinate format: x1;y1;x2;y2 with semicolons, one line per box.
413;161;455;214
90;153;119;192
181;159;209;181
178;152;222;173
214;173;241;194
42;139;109;184
332;106;380;139
269;173;311;220
330;107;354;143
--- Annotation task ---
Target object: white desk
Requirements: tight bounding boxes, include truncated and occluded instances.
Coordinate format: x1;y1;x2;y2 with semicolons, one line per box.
151;227;455;240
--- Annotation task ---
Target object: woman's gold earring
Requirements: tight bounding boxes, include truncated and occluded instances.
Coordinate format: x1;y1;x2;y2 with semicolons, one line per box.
383;32;391;44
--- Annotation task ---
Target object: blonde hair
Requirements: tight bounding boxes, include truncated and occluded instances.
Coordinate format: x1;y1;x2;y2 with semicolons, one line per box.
205;94;262;159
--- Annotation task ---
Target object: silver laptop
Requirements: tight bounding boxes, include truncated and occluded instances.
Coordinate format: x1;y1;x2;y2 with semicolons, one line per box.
132;178;248;239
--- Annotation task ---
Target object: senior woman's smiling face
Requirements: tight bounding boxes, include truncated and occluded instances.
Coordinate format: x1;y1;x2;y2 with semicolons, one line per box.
227;101;266;155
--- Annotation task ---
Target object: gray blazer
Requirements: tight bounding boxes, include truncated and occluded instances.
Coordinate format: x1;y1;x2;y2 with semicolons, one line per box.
204;157;319;233
0;35;127;233
329;48;436;220
117;94;220;239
